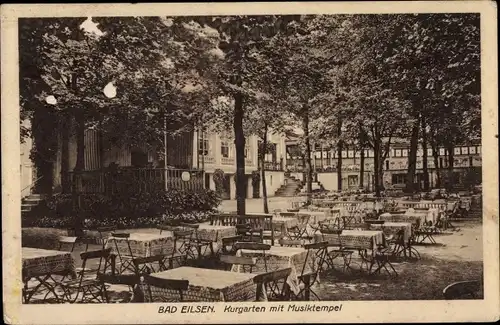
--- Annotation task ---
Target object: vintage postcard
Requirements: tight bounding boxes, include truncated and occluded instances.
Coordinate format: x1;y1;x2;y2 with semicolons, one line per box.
2;1;499;324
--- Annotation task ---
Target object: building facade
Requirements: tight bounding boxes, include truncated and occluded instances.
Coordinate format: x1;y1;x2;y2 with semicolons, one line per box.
285;139;482;192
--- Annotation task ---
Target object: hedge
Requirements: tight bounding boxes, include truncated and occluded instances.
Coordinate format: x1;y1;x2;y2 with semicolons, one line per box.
22;188;221;230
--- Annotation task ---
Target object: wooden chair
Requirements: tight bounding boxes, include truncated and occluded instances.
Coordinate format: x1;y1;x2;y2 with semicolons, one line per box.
278;239;305;247
60;248;112;303
132;254;170;276
58;236;78;252
220;254;257;273
443;280;481;300
96;225;117;248
178;223;213;259
172;229;197;264
97;272;142;303
253;268;292;301
291;242;328;301
109;233;137;274
287;214;311;241
321;228;355;273
233;242;272;272
143;275;190;302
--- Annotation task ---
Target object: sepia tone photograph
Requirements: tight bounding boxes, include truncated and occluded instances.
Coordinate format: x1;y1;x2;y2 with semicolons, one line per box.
2;2;498;324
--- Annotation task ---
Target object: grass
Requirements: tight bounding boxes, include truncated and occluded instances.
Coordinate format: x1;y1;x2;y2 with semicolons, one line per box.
317;257;483;300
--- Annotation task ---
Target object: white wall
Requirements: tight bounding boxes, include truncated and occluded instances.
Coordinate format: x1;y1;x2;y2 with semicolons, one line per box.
317;173;338;191
261;171;285;197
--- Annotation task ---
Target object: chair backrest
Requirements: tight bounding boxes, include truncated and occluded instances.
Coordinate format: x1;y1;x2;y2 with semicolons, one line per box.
278;239;305;247
143;275;190;302
253;267;292;285
279;212;297;218
301;241;328;276
111;232;131;239
443;280;481;300
97;272;140;286
80;247;112;260
233;242;271;251
79;248;113;279
132;255;169;274
173;229;195;240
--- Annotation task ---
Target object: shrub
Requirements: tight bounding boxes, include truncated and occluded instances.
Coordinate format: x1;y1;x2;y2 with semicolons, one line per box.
22;227;69;250
22;188;221;229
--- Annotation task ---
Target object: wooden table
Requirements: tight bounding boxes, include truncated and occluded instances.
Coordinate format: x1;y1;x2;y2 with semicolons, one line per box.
142;267;259;302
22;247;76;303
106;232;175;274
235;245;316;296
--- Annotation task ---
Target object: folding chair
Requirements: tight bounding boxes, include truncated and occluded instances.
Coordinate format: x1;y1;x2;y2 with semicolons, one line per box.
60;248;112;303
290;241;328;301
233;242;272;272
96;225;117;248
253;268;292;301
172;228;197;265
220;254;257;273
110;233;137;274
179;223;214;259
132;254;170;276
321;229;354;273
58;236;78;252
143;275;190;302
97;272;141;303
278;239;305;247
287;214;311;241
369;241;399;277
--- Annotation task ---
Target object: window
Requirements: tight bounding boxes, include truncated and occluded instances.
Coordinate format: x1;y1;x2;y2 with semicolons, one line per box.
427;149;433;156
385;160;390;170
469;147;476;154
439;157;444;168
244;144;250;158
454;147;461;155
198;133;210;156
402;149;408;157
341;150;347;158
461;147;468;155
395;149;402;157
365;149;370;158
477;146;481;154
348;150;354;158
439;148;446;156
392;174;406;185
221;140;230;158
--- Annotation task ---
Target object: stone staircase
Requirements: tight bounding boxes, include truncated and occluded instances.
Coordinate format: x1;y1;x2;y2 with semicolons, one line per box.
274;176;304;197
21;194;46;217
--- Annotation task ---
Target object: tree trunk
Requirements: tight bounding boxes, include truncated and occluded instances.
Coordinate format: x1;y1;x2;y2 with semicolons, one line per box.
302;112;313;204
405;120;420;193
74;107;85;172
336;117;343;192
446;143;455;192
233;92;246;215
421;115;430;191
431;140;441;188
359;148;365;190
260;124;269;214
373;140;381;197
61;114;70;193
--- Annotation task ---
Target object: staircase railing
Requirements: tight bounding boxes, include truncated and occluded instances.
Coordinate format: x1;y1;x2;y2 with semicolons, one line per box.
21;176;43;199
